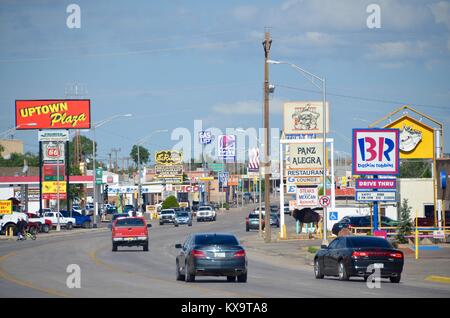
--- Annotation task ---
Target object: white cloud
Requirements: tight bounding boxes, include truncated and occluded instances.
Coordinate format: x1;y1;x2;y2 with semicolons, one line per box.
231;5;260;21
430;1;450;29
366;41;430;60
212;99;283;115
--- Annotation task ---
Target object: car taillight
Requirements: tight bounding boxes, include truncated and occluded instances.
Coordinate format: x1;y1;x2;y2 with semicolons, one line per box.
245;218;249;224
191;250;206;258
234;250;246;257
389;252;403;259
352;251;369;258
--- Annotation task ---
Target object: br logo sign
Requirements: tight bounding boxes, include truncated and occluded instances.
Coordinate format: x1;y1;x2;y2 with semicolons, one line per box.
353;129;399;175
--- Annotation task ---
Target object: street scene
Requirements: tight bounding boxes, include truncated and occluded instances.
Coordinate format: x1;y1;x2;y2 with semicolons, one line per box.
1;1;450;300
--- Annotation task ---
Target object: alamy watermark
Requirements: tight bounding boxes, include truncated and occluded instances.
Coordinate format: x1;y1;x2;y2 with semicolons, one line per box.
66;4;81;29
366;263;384;289
366;4;381;29
66;264;81;289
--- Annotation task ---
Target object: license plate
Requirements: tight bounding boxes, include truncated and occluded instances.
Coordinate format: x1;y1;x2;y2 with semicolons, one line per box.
214;252;226;258
126;237;135;241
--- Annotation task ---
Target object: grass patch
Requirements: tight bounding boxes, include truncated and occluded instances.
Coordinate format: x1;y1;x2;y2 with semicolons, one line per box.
308;246;320;254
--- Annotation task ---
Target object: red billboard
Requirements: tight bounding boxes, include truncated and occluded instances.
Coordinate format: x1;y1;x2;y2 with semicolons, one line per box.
15;99;91;130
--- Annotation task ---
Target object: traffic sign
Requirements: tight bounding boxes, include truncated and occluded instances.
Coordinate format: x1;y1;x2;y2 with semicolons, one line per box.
329;211;338;221
319;195;331;207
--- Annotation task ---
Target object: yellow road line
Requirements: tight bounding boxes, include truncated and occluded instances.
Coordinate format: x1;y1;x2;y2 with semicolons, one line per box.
0;252;71;298
425;275;450;284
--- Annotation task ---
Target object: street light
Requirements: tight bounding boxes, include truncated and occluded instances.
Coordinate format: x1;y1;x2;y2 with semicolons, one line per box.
268;59;329;246
91;114;132;227
0;123;37;138
135;129;168;212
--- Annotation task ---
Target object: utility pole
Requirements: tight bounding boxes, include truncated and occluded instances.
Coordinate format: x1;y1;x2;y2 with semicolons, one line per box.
108;152;112;172
262;30;272;243
111;148;120;175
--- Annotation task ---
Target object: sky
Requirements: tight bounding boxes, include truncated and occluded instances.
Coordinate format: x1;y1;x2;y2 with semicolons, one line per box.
0;0;449;166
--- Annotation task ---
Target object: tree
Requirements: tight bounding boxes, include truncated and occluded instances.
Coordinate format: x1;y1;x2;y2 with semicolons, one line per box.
162;195;179;210
69;135;97;169
0;152;39;167
130;145;149;167
0;144;4;155
400;160;431;178
396;199;413;244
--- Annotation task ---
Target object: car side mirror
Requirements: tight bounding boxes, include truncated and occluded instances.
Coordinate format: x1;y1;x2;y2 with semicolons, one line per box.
175;244;182;249
147;224;152;228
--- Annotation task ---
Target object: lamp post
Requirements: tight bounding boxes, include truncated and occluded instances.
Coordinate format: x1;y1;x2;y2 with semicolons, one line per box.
135;130;168;212
91;114;132;227
268;59;328;246
0;123;37;138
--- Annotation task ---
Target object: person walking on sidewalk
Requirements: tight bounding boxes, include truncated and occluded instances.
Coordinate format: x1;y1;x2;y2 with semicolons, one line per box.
16;217;27;241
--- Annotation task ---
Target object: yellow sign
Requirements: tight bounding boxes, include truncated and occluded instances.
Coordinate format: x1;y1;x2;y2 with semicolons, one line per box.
146;205;157;213
42;181;67;194
155;150;183;165
179;202;189;208
385;116;434;159
0;200;12;215
199;177;214;181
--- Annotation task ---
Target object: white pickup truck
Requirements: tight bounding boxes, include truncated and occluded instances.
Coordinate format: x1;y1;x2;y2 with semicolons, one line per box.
44;212;75;230
0;212;29;235
196;206;216;222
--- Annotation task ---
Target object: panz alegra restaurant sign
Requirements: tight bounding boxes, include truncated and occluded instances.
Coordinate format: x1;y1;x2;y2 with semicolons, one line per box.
15;100;91;130
288;143;323;169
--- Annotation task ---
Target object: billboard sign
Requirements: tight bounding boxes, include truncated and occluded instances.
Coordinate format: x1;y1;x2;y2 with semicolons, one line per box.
38;130;69;142
155;150;183;165
174;185;200;192
352;129;400;175
155;164;183;177
43;163;65;181
286;176;322;185
296;187;319;206
210;163;224;172
356;179;396;190
16;100;91;130
283;101;329;135
218;135;236;161
288;143;323;169
355;191;397;202
248;148;260;172
385;116;434;159
287;169;323;177
198;131;213;145
42;181;67;200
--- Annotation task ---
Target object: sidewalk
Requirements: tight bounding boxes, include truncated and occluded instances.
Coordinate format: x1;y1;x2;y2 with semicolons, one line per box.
0;227;108;241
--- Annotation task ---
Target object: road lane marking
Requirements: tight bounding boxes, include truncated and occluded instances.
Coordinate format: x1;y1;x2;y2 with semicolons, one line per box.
425;276;450;284
0;252;71;298
88;245;264;298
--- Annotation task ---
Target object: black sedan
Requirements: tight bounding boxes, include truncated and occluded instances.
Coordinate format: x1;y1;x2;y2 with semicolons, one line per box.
332;216;400;236
314;236;404;283
175;233;247;283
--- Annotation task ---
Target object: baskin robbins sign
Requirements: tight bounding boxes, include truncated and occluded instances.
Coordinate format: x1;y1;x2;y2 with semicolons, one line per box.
352;129;400;175
15;100;91;130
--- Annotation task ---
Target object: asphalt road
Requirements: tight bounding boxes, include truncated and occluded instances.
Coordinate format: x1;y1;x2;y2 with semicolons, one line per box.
1;206;449;298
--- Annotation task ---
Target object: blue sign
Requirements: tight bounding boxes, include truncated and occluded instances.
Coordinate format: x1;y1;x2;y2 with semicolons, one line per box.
441;170;447;190
199;131;213;145
218;172;229;183
329;211;338;221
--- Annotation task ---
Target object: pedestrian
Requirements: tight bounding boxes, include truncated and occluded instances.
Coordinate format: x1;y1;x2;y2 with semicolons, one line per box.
16;217;26;240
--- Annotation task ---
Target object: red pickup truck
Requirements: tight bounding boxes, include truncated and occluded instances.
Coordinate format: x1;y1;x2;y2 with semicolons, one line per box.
111;217;151;252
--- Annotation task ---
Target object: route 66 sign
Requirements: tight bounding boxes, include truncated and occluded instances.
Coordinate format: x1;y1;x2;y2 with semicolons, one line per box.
43;141;65;162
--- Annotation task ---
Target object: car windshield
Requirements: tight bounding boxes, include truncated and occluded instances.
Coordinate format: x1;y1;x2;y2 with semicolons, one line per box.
114;218;145;227
248;214;259;219
194;234;239;246
347;237;392;248
112;214;127;220
199;207;211;211
161;210;174;215
176;212;189;217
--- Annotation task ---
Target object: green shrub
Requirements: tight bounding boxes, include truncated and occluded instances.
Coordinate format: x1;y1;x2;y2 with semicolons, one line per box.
162;196;179;210
308;246;320;254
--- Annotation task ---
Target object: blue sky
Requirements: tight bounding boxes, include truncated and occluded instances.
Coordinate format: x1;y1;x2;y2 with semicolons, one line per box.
1;0;449;165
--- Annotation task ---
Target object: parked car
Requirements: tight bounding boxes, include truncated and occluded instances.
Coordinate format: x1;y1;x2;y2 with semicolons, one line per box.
283;203;291;215
111;217;151;252
243;192;254;203
108;213;129;230
60;210;92;228
26;212;51;233
44;212;75;230
175;233;247;282
174;212;193;227
314;236;404;283
160;209;176;225
331;215;400;236
196;206;216;222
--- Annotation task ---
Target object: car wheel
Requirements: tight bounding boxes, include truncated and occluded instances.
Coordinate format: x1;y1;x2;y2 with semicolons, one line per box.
159;222;163;226
246;226;249;232
176;261;185;281
390;275;401;283
143;243;149;252
314;258;324;279
66;222;73;230
338;260;349;281
42;224;50;233
188;223;192;227
174;223;179;227
237;273;247;283
112;243;118;252
185;262;195;282
227;276;236;282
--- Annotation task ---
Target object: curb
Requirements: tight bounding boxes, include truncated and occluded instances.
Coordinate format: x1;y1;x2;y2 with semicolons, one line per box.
425;275;450;284
0;228;108;241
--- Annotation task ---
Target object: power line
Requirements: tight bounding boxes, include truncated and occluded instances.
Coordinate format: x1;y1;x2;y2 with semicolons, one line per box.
274;83;450;111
